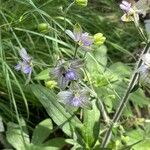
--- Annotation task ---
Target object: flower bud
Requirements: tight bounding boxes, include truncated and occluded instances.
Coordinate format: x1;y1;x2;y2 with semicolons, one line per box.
75;0;88;7
121;135;129;145
94;33;106;46
38;23;49;33
45;80;57;89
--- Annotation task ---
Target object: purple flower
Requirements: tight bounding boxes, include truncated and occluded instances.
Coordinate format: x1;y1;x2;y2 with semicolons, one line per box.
52;59;84;89
65;23;94;51
119;1;140;22
120;1;132;13
15;48;32;75
57;89;91;108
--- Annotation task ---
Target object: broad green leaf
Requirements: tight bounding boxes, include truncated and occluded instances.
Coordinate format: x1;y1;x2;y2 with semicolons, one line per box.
27;144;62;150
126;128;150;150
109;62;131;78
130;89;149;107
82;100;100;148
31;118;53;145
43;137;66;150
86;45;107;73
34;69;50;80
31;84;83;140
6;119;29;150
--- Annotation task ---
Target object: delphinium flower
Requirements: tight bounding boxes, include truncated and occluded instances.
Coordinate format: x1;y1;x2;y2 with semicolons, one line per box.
52;59;84;89
15;48;32;75
65;23;94;51
57;88;91;109
139;53;150;85
119;0;139;22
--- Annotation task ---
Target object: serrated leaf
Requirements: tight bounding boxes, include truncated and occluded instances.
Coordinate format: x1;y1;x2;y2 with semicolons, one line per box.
31;118;53;145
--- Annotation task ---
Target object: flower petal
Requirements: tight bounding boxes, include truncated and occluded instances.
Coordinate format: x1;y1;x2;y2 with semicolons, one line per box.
22;62;32;74
19;48;31;62
57;91;74;104
70;59;85;69
73;23;82;42
142;53;150;66
65;30;76;41
15;62;22;71
58;76;69;90
81;33;94;46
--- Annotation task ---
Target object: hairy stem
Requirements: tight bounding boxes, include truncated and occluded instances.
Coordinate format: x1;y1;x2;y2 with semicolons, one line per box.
101;42;150;148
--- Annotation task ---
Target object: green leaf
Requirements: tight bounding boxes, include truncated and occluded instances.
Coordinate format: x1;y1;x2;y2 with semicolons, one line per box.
34;69;50;80
6;119;30;150
43;137;66;150
130;88;149;107
86;45;107;73
126;128;150;150
31;118;53;145
109;62;131;78
82;100;100;148
27;144;62;150
30;84;83;139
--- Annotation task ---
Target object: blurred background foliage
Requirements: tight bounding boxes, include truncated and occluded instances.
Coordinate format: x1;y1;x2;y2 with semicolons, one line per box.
0;0;150;149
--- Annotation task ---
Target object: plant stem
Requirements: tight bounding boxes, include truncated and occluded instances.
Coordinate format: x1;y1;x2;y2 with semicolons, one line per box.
74;43;78;59
101;42;150;148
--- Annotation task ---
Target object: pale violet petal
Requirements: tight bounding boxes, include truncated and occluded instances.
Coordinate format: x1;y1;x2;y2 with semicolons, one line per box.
22;62;32;74
122;1;131;7
65;30;76;41
57;91;73;104
19;48;31;62
15;62;22;71
142;53;150;65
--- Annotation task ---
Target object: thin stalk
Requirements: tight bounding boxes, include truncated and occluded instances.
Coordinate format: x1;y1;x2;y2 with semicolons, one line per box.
101;42;150;148
134;22;147;42
64;1;75;31
74;43;78;59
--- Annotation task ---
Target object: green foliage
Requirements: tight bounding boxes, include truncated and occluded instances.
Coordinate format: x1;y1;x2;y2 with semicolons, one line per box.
0;0;150;149
6;118;66;150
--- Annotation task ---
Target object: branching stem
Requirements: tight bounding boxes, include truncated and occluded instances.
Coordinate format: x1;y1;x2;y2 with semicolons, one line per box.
101;42;150;148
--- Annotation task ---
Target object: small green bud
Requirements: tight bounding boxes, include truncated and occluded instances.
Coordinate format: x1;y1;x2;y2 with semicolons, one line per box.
121;135;129;145
94;33;106;46
75;0;88;7
38;23;49;33
45;80;57;89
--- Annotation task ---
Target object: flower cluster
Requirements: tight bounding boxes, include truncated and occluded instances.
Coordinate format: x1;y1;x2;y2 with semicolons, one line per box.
51;24;106;108
15;22;106;109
